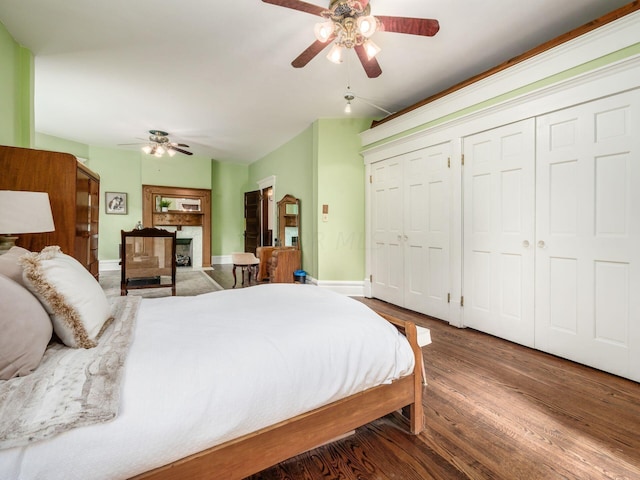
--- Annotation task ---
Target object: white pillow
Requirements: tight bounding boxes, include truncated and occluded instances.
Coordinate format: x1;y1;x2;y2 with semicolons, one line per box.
19;246;111;349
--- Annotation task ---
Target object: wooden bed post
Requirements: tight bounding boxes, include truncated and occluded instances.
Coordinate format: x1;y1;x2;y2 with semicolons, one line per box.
377;312;425;434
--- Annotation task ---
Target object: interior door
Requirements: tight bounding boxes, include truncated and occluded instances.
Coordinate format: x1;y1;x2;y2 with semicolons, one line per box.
535;90;640;381
371;157;404;306
463;118;536;347
403;143;451;319
371;145;451;320
244;190;260;254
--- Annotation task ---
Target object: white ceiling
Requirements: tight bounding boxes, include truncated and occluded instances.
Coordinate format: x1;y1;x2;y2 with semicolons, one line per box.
0;0;631;163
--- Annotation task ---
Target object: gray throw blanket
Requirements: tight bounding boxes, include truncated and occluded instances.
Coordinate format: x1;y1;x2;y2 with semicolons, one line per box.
0;296;140;449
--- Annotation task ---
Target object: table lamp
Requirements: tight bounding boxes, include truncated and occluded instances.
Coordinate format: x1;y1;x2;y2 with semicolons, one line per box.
0;190;55;254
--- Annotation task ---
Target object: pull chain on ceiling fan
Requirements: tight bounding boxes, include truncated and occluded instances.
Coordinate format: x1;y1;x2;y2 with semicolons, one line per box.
262;0;440;78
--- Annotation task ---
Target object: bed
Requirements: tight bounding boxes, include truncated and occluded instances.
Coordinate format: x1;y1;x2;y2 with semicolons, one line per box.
0;247;424;480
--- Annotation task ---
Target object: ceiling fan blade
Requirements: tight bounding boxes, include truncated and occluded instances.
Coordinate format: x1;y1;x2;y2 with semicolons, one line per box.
168;145;193;156
376;16;440;37
117;142;145;146
354;44;382;78
262;0;325;16
292;37;334;68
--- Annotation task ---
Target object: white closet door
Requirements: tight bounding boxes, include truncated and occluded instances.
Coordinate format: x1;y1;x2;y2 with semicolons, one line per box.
404;143;451;319
371;157;404;306
535;90;640;381
463;119;536;347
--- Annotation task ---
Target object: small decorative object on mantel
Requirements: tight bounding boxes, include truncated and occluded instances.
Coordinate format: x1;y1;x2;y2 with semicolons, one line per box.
159;199;172;212
105;192;127;215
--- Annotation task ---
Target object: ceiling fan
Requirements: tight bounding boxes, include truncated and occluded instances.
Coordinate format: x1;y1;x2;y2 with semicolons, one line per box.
262;0;440;78
119;130;193;157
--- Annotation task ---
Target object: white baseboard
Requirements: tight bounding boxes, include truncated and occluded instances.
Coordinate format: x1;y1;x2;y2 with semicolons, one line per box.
315;280;365;297
212;255;232;265
99;259;121;272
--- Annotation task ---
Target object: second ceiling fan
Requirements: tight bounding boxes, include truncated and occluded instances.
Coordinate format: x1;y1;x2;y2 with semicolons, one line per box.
262;0;440;78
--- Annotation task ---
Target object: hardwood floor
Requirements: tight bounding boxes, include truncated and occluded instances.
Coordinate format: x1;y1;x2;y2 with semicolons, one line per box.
210;267;640;479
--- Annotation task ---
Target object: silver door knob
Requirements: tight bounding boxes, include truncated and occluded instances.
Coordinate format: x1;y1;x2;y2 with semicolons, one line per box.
537;240;546;248
522;240;530;248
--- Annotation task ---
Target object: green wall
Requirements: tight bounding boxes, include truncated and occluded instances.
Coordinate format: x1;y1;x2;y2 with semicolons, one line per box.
36;132;90;159
315;118;370;281
0;21;33;148
249;126;315;275
248;119;371;281
211;160;249;256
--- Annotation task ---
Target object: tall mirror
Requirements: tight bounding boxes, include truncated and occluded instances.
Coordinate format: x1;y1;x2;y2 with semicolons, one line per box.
277;194;300;248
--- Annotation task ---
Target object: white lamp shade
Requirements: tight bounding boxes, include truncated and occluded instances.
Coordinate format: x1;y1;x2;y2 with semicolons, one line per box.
363;39;381;59
357;15;377;38
0;191;55;235
314;20;334;42
326;43;344;64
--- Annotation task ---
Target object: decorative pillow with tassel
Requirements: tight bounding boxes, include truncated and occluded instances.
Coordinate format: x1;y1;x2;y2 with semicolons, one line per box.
20;246;112;348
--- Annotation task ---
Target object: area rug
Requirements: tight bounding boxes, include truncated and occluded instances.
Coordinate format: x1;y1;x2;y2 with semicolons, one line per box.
100;269;222;298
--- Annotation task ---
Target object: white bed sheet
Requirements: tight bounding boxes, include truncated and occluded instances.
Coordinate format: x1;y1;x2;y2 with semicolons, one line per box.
0;284;414;480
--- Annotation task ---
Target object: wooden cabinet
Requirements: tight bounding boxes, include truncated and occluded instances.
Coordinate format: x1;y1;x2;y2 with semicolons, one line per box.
0;146;100;279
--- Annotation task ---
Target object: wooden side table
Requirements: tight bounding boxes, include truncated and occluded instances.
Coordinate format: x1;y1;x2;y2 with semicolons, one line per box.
231;252;260;288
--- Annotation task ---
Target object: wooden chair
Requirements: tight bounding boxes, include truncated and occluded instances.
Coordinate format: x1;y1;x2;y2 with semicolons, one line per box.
121;227;177;296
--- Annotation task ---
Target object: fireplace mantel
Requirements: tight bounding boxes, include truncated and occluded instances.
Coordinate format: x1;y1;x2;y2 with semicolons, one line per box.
142;185;211;267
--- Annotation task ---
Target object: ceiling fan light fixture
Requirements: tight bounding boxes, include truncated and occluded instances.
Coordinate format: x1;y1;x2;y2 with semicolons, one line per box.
167;147;176;157
314;20;334;42
357;15;377;38
344;101;352;114
327;43;344;64
363;39;381;59
142;145;152;154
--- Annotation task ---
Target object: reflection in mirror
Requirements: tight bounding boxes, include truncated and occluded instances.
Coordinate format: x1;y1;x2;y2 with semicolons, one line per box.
277;194;300;248
154;195;201;212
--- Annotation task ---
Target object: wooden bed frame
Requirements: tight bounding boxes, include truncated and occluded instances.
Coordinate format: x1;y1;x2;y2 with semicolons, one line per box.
131;313;424;480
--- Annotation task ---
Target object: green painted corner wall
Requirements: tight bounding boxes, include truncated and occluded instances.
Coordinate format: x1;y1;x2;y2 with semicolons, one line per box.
249;126;315;275
315;118;370;282
211;160;249;257
247;119;372;282
0;20;33;148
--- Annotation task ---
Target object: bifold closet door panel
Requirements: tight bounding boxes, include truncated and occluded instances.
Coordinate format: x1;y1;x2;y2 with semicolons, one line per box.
403;143;451;319
370;144;451;320
371;158;404;306
535;89;640;382
462;118;536;347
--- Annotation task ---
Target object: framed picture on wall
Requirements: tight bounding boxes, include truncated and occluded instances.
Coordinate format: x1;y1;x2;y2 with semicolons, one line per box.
105;192;128;215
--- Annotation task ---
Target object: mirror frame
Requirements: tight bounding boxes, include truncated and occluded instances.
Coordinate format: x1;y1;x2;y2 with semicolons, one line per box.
277;194;300;249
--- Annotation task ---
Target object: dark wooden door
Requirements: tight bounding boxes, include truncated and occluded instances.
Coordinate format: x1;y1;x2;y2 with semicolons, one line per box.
244;190;260;253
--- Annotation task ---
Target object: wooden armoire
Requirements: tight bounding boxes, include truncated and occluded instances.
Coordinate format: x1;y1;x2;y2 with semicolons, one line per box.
0;146;100;279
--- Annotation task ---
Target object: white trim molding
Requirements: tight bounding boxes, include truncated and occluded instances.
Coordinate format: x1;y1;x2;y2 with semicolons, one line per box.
360;9;640;149
315;280;365;297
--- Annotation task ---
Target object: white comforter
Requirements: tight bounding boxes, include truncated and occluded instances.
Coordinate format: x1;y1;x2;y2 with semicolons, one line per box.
0;284;414;480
